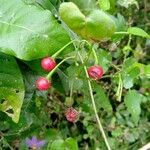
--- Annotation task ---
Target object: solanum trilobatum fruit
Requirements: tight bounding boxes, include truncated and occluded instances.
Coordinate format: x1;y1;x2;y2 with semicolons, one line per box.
59;2;86;33
59;2;116;41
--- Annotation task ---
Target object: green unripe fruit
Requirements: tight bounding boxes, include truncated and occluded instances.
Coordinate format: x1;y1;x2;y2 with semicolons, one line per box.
59;2;116;41
85;10;116;41
59;2;86;33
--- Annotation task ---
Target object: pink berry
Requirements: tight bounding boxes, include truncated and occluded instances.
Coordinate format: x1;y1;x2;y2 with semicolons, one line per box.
65;107;79;123
36;77;51;91
87;65;104;80
41;57;57;71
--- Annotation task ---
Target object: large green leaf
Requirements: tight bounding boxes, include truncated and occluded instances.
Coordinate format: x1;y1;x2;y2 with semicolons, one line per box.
0;0;73;60
0;53;25;123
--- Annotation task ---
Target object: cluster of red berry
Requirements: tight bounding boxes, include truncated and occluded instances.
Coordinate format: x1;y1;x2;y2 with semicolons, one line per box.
36;57;56;91
35;56;104;122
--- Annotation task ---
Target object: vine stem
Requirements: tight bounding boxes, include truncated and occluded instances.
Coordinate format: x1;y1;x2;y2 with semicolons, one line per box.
51;40;76;59
114;31;129;35
77;51;111;150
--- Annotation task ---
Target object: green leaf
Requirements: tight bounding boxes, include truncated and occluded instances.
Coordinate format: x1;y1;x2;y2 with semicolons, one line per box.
49;138;78;150
56;69;70;94
98;0;110;11
117;0;139;9
122;58;140;89
144;64;150;78
65;138;78;150
111;13;127;41
96;49;112;72
124;90;146;125
127;27;150;38
67;65;83;91
92;82;112;113
50;139;65;150
0;53;25;123
123;67;140;89
0;0;73;60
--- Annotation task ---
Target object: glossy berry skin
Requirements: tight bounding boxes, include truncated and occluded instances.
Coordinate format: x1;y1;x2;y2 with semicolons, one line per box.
65;107;79;123
36;77;51;91
41;57;57;71
87;65;104;80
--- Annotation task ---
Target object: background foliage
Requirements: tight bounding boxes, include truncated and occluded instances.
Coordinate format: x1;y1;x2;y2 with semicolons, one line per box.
0;0;149;150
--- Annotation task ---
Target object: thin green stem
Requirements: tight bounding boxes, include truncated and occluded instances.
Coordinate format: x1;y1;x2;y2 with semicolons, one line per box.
123;34;132;63
110;63;121;71
52;40;77;59
91;47;99;64
127;34;132;47
114;31;129;35
46;56;75;79
101;75;113;79
81;40;99;65
116;73;123;102
69;81;74;99
77;51;111;150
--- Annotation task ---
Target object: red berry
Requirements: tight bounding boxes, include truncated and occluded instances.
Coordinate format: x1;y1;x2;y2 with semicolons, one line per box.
36;77;51;91
41;57;57;71
87;65;104;80
65;107;79;123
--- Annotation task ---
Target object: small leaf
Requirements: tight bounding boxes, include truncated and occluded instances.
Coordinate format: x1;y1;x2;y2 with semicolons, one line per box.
98;0;110;11
92;82;112;113
96;49;112;72
67;65;83;91
144;64;150;78
122;58;140;89
127;27;150;38
117;0;139;9
50;139;65;150
65;138;78;150
56;69;70;94
123;75;133;89
124;90;146;125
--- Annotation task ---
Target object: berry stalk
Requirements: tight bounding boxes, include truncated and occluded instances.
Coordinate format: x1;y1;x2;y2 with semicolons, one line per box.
52;40;76;59
46;56;75;79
